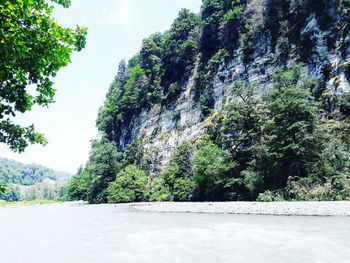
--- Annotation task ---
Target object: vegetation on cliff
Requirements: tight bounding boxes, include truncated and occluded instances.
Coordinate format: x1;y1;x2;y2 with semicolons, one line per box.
68;0;350;203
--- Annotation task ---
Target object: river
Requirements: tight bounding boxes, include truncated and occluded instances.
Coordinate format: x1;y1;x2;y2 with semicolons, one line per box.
0;202;349;263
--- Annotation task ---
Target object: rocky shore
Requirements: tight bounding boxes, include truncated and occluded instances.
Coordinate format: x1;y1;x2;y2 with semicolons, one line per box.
130;201;350;217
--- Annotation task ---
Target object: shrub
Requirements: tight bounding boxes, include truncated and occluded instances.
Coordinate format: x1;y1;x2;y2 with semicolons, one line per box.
107;165;147;203
257;191;274;202
147;176;171;202
223;6;244;23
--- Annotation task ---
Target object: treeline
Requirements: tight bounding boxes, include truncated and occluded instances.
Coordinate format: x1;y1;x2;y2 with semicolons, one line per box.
0;158;70;202
0;158;56;185
67;0;350;203
1;180;68;202
68;65;350;203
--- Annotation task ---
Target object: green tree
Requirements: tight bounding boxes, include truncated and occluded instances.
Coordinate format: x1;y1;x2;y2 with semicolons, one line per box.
193;135;236;201
107;165;147;203
242;169;264;200
222;81;263;167
200;0;243;59
140;33;163;103
120;66;146;116
86;138;123;203
67;168;93;201
163;141;194;201
264;65;318;188
147;176;171;202
0;0;87;152
161;9;200;92
221;81;266;199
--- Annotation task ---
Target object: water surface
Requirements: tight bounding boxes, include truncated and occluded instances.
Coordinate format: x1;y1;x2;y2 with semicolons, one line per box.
0;202;349;263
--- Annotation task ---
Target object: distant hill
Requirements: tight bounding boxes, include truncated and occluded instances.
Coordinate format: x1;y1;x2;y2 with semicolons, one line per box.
0;157;72;185
0;158;72;202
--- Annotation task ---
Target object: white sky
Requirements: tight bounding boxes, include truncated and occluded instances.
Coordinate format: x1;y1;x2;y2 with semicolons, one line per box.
0;0;202;173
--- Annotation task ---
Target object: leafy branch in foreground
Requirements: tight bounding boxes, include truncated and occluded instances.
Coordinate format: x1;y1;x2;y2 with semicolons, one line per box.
0;0;87;152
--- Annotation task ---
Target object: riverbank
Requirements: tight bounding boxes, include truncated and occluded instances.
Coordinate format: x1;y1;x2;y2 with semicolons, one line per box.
129;201;350;216
0;200;60;207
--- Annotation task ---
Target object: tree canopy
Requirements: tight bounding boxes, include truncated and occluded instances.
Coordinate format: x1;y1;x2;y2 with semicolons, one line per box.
0;0;87;152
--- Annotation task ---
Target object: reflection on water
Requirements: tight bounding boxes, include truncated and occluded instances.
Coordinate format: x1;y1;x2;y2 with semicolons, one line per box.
0;202;349;263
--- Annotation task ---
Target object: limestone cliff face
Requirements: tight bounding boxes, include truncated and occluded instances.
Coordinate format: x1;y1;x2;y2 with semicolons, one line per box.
111;0;350;172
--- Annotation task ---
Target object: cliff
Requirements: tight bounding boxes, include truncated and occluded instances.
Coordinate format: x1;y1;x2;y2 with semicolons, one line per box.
109;0;350;171
69;0;350;203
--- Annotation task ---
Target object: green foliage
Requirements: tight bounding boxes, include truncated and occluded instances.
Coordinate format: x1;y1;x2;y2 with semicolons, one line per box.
223;5;244;23
139;33;163;103
161;9;200;93
107;165;147;203
222;81;263;162
0;0;87;152
0;184;5;194
120;66;146;115
163;141;194;201
200;0;244;59
193;135;236;201
264;66;318;186
69;1;350;203
219;64;348;200
147;176;171;202
0;157;56;185
0;158;70;202
67;168;93;201
85;138;123;203
242;170;264;199
257;191;275;202
197;49;229;116
241;23;264;64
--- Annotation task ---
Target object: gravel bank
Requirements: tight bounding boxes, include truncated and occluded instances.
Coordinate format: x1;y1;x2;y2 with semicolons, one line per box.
130;201;350;216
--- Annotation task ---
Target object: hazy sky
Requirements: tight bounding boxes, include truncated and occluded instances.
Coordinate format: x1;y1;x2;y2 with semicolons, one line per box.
0;0;202;173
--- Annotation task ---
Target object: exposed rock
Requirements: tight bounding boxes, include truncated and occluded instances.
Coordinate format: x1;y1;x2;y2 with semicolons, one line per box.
113;2;350;173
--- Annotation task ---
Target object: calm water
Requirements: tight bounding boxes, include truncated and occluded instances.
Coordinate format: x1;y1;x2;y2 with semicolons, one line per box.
0;202;349;263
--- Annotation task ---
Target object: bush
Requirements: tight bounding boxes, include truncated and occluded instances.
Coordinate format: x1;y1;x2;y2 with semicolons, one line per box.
223;6;244;23
147;176;171;202
257;191;275;202
107;165;147;203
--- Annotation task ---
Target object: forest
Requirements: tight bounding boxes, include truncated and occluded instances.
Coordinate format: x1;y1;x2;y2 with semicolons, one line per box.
67;0;350;203
0;158;70;202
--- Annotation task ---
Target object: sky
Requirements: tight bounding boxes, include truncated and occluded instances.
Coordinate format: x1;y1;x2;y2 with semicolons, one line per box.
0;0;202;173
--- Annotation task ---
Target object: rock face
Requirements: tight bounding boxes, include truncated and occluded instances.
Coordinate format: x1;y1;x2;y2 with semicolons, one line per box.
111;0;350;172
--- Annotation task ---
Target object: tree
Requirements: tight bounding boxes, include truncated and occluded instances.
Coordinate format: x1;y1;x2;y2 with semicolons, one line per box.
200;0;243;59
119;65;146;117
264;65;318;188
86;138;123;203
66;167;93;201
140;33;163;103
222;81;263;167
221;81;266;199
0;0;87;152
161;9;200;91
162;141;194;201
193;135;236;201
107;165;147;203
